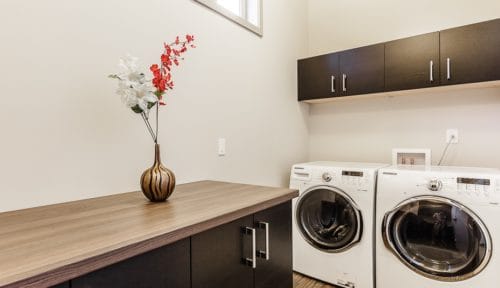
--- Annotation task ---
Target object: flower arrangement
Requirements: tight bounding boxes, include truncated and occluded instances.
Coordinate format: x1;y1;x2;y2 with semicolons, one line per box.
109;34;196;143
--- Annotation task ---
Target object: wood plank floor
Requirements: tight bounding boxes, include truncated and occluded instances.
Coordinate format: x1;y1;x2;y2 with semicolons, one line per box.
294;272;335;288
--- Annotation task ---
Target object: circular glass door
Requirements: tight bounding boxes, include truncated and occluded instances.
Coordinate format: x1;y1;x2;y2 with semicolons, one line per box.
296;186;362;252
383;196;492;281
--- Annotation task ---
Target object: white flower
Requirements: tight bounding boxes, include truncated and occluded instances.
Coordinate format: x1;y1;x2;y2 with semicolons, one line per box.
111;54;158;113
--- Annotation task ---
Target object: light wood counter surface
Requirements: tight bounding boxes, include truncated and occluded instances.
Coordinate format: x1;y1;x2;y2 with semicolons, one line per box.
0;181;298;288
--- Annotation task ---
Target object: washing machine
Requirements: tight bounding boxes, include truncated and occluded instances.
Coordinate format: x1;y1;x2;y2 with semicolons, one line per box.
290;161;388;288
376;165;500;288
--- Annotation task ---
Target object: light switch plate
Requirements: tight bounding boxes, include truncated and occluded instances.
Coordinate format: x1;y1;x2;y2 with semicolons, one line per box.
218;138;226;156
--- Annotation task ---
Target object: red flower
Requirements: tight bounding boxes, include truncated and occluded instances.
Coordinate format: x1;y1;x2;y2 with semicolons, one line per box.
150;34;195;104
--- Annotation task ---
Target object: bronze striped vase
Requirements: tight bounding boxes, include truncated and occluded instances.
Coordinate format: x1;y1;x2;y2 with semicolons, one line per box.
140;144;176;202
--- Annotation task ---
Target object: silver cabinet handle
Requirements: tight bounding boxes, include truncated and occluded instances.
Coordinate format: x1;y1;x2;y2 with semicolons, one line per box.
257;222;270;260
429;60;434;82
342;74;347;92
243;227;256;268
331;76;335;93
447;58;451;80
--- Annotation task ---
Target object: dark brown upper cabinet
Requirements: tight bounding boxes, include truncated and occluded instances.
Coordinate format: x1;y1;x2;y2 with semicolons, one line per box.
385;32;440;91
297;18;499;102
298;53;339;101
440;18;500;85
339;44;385;96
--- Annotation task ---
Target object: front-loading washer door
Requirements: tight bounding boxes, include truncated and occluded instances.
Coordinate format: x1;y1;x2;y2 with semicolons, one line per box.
296;186;362;253
382;195;492;281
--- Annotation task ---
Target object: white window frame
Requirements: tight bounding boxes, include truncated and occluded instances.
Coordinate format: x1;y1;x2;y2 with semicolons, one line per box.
195;0;263;36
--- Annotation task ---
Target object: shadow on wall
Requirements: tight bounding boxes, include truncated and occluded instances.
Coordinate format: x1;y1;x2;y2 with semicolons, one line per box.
309;86;500;116
307;86;500;168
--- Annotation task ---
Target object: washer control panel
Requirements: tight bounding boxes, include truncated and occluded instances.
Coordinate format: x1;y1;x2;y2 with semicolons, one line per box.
341;170;369;186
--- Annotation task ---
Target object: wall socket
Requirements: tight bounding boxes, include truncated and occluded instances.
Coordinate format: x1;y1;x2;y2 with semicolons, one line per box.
446;129;459;144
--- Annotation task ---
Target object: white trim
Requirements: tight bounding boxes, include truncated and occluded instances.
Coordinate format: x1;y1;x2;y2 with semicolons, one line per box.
195;0;263;36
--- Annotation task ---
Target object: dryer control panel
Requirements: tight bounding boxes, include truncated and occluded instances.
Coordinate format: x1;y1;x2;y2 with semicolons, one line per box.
430;175;500;203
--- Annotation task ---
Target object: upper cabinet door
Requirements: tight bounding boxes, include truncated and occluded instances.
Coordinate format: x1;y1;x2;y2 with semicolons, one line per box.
440;18;500;85
339;44;385;96
385;32;440;91
297;53;339;101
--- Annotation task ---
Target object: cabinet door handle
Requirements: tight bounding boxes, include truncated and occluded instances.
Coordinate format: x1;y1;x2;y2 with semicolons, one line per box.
429;60;434;82
257;222;270;260
342;74;347;92
446;58;451;80
331;76;335;93
243;227;256;268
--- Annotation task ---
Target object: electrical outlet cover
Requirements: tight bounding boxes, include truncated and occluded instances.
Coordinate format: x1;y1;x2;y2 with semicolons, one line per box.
446;129;459;144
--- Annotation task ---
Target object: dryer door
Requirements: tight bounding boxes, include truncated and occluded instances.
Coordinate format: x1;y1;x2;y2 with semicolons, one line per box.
383;195;492;281
295;186;362;253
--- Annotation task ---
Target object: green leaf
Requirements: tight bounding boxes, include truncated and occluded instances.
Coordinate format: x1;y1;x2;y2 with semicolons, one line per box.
108;74;121;80
131;105;143;113
147;102;156;109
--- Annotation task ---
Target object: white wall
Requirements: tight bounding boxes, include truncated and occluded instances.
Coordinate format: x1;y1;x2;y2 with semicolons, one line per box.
0;0;309;212
307;0;500;167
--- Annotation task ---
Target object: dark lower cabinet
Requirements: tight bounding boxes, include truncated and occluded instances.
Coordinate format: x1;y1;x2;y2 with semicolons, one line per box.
72;238;190;288
254;202;292;288
50;282;69;288
191;202;293;288
57;202;292;288
191;215;254;288
385;32;440;91
440;18;500;85
339;44;385;96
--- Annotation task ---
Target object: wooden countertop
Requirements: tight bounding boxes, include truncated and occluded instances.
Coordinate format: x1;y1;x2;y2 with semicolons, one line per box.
0;181;298;288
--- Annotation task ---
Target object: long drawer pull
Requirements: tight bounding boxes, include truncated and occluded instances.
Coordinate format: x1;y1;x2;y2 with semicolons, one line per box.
342;74;347;92
257;222;270;260
447;58;451;80
243;227;256;269
429;60;434;82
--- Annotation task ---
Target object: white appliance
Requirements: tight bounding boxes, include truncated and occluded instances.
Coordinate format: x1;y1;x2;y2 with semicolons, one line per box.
289;161;388;288
376;165;500;288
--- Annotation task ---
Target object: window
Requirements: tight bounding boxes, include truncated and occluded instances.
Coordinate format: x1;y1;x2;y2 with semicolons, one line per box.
195;0;263;36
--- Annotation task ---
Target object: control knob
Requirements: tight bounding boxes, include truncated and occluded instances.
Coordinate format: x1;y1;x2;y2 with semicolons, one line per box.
427;179;443;192
322;172;332;182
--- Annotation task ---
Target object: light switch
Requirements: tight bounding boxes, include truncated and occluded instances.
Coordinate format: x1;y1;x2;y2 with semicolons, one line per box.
218;138;226;156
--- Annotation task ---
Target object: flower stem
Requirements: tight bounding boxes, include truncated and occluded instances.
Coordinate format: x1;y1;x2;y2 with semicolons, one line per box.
155;103;159;143
141;112;156;143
